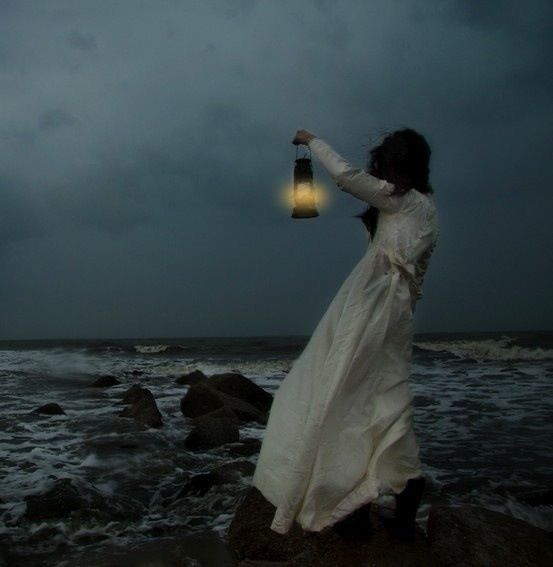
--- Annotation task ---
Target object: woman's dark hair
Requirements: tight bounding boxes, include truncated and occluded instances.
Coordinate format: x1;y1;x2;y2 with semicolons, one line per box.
355;127;433;238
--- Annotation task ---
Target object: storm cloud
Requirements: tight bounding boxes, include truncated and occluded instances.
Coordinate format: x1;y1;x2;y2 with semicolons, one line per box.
0;0;551;339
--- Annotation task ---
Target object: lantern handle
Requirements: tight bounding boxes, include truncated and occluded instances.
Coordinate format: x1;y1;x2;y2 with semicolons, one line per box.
295;144;312;160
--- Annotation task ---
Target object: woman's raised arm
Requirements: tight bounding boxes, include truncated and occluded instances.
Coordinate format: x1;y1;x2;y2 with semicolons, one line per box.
307;137;404;213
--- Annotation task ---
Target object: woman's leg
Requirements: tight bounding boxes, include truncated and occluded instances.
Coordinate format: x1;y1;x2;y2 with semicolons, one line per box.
382;476;426;541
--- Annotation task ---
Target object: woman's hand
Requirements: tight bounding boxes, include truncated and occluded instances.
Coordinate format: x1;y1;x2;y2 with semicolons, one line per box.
292;129;317;146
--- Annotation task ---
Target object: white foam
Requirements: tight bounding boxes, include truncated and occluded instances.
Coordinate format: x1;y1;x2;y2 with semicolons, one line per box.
134;344;171;354
414;336;553;361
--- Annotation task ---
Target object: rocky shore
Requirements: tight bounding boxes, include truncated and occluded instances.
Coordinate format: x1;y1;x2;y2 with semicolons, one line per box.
2;370;552;566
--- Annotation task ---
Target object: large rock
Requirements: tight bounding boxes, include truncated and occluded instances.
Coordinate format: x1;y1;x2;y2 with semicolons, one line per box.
208;372;273;413
32;403;65;415
178;459;255;497
89;375;121;388
227;486;430;566
184;415;240;450
224;437;262;457
119;383;146;405
426;504;553;566
118;386;163;428
55;533;237;567
175;369;207;385
191;405;240;424
24;478;85;521
180;383;267;424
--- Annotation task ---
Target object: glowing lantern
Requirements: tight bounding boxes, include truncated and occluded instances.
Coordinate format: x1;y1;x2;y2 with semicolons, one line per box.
292;146;319;218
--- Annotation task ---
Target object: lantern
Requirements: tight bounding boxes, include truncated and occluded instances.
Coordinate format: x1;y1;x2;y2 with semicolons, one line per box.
292;146;319;218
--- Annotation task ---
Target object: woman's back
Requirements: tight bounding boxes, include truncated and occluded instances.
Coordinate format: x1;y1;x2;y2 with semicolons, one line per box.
369;188;440;305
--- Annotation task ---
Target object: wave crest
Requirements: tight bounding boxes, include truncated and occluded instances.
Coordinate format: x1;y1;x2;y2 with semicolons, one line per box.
414;336;553;361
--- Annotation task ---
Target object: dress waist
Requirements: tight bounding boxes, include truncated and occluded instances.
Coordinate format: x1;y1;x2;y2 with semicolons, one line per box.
374;246;422;308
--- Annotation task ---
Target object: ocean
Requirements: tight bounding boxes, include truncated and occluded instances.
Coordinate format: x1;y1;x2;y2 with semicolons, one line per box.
1;330;552;565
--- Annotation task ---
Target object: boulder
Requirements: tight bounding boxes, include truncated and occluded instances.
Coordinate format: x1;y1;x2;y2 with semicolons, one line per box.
180;383;225;417
178;460;255;497
176;369;207;385
426;504;553;566
32;403;65;416
207;373;273;413
184;415;239;450
191;405;240;425
24;478;85;521
224;437;262;457
118;386;163;428
228;486;431;566
181;383;267;424
55;533;237;567
119;383;146;405
89;375;120;388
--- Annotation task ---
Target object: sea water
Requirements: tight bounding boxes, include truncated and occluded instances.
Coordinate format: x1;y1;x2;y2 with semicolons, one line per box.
0;331;552;563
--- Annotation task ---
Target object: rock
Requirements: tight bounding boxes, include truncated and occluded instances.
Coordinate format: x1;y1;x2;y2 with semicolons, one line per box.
180;382;225;417
184;416;239;450
426;504;553;566
118;383;145;404
493;485;553;507
224;437;262;457
192;405;240;424
32;403;65;415
178;460;255;497
208;372;273;413
89;375;120;388
176;369;207;385
118;386;163;428
56;533;237;566
181;382;267;424
24;478;84;521
228;486;430;566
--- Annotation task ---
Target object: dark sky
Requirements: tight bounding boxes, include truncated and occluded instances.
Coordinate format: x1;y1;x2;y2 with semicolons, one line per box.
1;0;551;340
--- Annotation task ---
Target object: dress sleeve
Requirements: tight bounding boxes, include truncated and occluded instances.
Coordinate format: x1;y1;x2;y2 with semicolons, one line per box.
308;137;404;213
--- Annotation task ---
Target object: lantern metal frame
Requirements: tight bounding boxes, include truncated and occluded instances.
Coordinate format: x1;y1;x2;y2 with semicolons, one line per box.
292;145;319;219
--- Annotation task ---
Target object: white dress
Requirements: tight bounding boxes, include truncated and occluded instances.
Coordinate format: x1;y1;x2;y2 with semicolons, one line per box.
251;137;440;535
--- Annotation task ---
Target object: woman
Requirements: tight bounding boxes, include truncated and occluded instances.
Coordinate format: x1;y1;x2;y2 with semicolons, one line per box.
250;127;440;541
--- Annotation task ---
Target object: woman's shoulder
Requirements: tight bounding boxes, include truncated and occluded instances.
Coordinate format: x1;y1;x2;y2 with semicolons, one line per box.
399;187;429;210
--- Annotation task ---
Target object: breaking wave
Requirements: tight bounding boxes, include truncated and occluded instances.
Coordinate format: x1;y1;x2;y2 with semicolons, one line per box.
414;335;553;361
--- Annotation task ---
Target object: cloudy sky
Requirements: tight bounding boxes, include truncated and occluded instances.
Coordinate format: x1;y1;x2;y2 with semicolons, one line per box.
0;0;551;339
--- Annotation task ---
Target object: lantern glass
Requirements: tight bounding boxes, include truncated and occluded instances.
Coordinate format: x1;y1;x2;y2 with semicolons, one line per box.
292;155;319;218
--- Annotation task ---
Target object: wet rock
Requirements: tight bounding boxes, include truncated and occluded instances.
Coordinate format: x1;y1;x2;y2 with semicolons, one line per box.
191;405;240;424
427;504;553;566
89;375;121;388
24;478;85;521
228;486;430;565
492;485;553;506
178;459;255;497
208;372;273;413
32;403;65;415
118;383;146;405
180;382;224;417
176;369;207;385
184;415;239;450
118;386;163;428
57;533;237;567
181;382;267;424
224;437;262;457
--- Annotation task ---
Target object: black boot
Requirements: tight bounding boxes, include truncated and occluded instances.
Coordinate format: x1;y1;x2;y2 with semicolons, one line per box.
332;502;373;541
382;476;425;542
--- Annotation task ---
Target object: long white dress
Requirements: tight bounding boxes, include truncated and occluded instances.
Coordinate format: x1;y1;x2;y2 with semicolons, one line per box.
251;137;440;535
